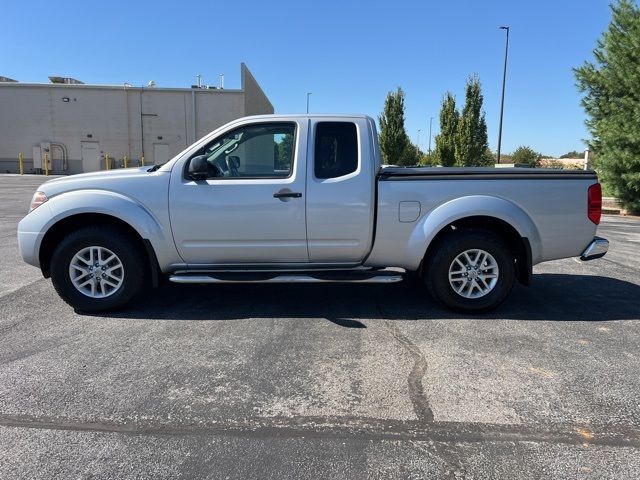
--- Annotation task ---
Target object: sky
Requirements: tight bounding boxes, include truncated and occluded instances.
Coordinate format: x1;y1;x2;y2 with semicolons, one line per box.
1;0;616;156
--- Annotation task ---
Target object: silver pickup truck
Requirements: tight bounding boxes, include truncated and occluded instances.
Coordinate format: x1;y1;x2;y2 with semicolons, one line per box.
18;114;608;313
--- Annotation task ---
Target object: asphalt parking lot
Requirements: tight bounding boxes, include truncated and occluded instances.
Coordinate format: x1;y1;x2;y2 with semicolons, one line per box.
1;174;639;479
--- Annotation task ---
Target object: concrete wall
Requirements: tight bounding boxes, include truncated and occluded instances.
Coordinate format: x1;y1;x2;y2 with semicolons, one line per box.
0;64;272;174
241;63;274;117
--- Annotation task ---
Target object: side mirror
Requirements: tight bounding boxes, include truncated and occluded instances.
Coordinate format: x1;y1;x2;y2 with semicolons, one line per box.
188;155;209;180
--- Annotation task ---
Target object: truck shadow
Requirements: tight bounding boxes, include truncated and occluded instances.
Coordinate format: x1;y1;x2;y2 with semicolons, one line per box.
101;273;640;323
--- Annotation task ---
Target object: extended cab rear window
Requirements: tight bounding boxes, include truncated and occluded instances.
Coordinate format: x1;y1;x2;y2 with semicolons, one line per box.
314;122;358;179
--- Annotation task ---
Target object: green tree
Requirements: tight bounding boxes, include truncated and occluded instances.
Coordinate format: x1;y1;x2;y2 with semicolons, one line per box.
560;150;584;159
511;146;540;166
378;87;411;165
433;93;458;167
402;142;423;166
419;151;440;166
482;147;496;166
575;0;640;213
455;76;490;166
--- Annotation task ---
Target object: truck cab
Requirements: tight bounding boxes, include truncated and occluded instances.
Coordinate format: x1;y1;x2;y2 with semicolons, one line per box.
167;115;377;266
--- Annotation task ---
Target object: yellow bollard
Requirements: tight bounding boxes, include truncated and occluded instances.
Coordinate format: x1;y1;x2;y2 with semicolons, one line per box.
44;153;49;176
124;155;128;168
18;153;24;175
105;154;110;170
141;156;145;166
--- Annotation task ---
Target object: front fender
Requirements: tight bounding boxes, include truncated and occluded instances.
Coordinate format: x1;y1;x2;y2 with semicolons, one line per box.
404;195;542;269
47;189;165;238
25;189;173;268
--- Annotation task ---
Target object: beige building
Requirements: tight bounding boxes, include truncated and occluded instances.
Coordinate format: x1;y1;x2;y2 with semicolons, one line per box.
0;63;273;174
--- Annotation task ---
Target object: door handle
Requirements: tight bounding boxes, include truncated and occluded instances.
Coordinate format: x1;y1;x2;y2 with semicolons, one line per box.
273;191;302;198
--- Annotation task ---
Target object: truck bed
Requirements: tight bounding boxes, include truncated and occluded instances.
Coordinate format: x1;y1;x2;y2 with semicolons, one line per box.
378;167;598;181
367;165;600;270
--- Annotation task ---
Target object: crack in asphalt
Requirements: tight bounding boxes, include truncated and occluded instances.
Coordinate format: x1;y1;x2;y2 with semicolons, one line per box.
373;294;434;422
0;414;638;448
382;321;434;422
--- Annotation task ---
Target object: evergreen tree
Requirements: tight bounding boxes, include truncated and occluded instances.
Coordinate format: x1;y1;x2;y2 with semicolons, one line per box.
560;150;584;159
511;146;540;166
575;0;640;213
482;147;496;166
403;142;423;166
455;76;491;166
378;88;411;165
433;93;458;167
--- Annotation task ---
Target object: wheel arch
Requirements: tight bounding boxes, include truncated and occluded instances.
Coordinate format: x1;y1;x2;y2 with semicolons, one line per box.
421;215;532;285
407;196;541;285
39;212;160;286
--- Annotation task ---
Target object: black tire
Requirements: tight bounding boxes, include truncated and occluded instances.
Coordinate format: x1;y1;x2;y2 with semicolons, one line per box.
50;226;145;312
424;229;515;313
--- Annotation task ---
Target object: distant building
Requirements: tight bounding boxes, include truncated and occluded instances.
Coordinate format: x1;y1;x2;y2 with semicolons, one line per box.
0;63;273;174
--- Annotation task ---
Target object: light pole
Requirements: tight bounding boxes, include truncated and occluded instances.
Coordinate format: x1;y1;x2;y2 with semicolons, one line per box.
496;26;510;164
417;129;421;149
306;92;312;113
428;116;433;155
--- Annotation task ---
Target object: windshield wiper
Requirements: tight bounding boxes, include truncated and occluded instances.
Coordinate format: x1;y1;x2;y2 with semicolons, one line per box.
147;163;165;172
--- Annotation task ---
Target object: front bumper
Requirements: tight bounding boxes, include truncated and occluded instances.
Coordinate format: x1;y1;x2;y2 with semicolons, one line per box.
580;236;609;261
17;202;54;269
17;223;44;268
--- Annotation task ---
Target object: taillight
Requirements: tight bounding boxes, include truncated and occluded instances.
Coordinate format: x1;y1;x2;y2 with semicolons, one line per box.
588;183;602;225
29;191;48;212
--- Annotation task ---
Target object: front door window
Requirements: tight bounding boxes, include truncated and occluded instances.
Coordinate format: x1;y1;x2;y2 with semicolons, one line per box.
195;123;296;179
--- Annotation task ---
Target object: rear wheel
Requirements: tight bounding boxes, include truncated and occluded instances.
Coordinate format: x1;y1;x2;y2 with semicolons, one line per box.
50;226;145;312
424;230;515;313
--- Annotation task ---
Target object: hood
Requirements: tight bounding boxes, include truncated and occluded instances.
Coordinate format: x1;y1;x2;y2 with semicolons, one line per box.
43;165;152;184
37;165;166;197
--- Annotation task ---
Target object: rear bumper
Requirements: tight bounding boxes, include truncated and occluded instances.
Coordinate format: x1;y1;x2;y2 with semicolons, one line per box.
580;236;609;261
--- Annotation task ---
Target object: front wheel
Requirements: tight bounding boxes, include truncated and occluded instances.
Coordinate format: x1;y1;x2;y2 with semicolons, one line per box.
424;230;515;313
50;226;145;312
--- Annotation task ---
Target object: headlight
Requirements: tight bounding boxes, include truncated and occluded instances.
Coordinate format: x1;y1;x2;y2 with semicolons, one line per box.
29;191;48;212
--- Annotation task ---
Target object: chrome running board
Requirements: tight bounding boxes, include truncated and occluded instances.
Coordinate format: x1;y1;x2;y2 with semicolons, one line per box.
169;270;403;284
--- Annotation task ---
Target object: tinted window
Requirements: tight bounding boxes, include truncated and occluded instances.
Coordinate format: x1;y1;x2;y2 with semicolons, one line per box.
314;122;358;179
195;123;295;179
